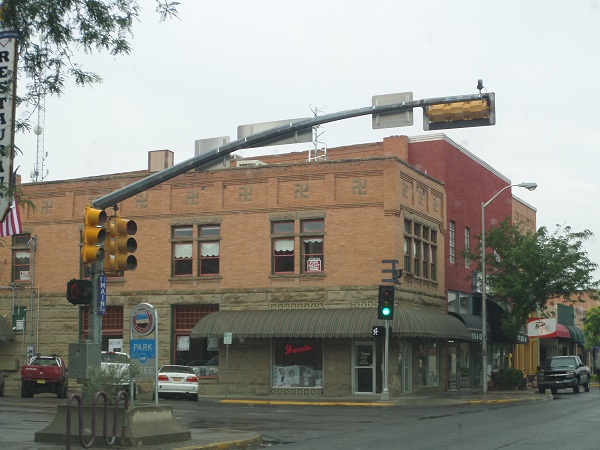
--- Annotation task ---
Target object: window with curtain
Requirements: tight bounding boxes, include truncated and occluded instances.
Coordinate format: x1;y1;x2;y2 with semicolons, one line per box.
172;226;193;276
301;219;324;273
272;221;295;274
12;234;31;282
199;224;220;275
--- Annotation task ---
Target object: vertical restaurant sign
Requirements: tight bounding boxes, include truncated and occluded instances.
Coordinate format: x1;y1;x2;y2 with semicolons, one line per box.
0;22;18;221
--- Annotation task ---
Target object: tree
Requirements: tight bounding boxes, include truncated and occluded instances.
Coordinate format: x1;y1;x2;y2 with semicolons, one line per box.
0;0;179;189
467;219;600;342
583;307;600;350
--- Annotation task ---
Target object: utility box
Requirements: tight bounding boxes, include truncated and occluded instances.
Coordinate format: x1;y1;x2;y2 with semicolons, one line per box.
68;342;101;380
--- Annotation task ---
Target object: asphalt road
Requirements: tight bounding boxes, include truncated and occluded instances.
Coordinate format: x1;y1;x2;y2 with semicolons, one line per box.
1;388;599;449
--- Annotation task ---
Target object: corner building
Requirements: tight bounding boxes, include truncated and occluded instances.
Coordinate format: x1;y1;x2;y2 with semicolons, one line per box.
1;135;485;397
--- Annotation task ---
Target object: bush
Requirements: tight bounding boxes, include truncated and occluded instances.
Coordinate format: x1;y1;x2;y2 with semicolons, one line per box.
494;368;525;390
81;364;139;406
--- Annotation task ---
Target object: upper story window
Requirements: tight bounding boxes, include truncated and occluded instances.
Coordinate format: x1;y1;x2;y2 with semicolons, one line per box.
271;218;326;275
12;234;31;282
172;226;193;277
404;220;437;281
301;220;324;273
199;225;220;276
449;221;456;264
272;221;295;274
464;227;471;268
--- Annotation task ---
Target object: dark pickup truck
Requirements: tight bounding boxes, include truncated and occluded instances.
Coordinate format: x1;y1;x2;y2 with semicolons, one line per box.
21;354;68;398
537;355;590;394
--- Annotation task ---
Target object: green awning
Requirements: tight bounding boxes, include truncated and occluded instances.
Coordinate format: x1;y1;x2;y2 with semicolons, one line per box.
191;308;471;340
0;316;15;342
564;325;585;345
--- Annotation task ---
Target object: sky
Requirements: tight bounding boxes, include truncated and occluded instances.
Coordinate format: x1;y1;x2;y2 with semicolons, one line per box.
12;0;600;274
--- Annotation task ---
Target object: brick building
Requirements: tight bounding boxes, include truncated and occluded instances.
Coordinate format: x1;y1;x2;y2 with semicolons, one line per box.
0;133;551;397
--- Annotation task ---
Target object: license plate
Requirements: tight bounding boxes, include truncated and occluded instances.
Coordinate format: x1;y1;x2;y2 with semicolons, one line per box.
172;377;183;382
36;380;45;384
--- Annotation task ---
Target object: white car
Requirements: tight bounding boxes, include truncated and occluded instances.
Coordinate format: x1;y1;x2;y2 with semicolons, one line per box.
154;365;198;401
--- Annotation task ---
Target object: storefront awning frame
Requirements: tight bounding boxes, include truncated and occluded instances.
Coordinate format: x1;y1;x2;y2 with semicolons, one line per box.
564;325;585;345
191;308;471;340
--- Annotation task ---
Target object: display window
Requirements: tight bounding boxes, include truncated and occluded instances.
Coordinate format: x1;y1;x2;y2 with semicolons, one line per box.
272;339;323;388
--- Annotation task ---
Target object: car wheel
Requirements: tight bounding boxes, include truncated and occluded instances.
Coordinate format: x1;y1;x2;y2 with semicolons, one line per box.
551;388;557;395
0;383;4;397
21;382;32;398
538;387;546;394
573;384;580;393
584;379;590;392
57;382;67;399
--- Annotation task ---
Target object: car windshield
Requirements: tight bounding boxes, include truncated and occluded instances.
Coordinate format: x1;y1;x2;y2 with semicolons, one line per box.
160;365;194;374
101;353;130;364
545;358;576;369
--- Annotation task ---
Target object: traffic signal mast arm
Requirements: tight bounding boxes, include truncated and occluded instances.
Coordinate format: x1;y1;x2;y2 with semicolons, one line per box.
91;91;494;210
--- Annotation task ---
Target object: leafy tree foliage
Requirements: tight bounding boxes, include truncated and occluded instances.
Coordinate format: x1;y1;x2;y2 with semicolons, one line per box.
467;219;600;343
583;307;600;349
0;0;179;133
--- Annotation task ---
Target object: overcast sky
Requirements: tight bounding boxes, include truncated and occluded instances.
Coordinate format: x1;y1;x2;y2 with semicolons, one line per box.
13;0;600;274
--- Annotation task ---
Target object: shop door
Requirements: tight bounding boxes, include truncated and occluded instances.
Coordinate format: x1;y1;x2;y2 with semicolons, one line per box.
353;342;375;394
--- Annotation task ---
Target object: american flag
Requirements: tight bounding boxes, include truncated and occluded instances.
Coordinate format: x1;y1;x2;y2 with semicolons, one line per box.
0;196;22;237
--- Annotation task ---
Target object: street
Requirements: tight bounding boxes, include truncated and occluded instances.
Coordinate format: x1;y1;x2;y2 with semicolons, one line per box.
0;389;599;449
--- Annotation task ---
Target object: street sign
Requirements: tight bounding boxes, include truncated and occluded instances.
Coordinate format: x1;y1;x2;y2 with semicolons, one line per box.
130;338;157;379
131;303;156;336
224;332;232;345
98;275;106;315
372;92;414;129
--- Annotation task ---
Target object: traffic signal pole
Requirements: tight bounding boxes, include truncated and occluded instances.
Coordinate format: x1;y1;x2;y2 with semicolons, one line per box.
90;92;492;210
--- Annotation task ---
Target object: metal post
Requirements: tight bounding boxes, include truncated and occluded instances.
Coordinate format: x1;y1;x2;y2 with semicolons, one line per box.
381;320;390;401
89;261;102;345
481;201;487;394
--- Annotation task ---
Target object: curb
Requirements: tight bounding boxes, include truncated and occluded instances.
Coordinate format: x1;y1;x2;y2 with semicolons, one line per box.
175;433;263;450
219;399;394;407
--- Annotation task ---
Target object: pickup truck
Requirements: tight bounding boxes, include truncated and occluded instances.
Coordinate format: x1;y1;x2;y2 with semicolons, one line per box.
537;355;590;394
21;354;68;398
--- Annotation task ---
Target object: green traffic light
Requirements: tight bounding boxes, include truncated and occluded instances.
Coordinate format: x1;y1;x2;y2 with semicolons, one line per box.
382;307;391;316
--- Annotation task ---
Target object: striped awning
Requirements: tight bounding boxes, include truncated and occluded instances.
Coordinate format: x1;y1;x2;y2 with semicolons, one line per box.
190;308;471;340
0;316;15;342
564;325;585;345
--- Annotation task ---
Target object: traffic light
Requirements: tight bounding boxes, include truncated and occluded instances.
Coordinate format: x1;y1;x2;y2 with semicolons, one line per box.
66;279;93;305
377;285;395;320
104;215;137;273
423;93;495;131
82;206;107;263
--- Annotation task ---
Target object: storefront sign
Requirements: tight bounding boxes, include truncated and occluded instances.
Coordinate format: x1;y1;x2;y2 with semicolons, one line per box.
527;317;556;337
285;343;312;355
0;23;18;221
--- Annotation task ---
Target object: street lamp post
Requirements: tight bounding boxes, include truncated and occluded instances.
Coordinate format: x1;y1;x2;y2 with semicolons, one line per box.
481;181;537;394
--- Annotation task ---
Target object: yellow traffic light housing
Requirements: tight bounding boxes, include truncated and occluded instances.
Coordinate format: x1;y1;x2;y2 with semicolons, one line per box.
81;206;107;263
423;93;495;130
104;215;137;273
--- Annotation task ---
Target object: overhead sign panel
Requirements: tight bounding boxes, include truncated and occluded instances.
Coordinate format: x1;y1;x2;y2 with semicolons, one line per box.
237;118;312;148
372;92;414;129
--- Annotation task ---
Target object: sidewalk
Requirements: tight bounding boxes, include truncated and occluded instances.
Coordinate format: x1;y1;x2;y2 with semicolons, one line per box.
0;387;550;450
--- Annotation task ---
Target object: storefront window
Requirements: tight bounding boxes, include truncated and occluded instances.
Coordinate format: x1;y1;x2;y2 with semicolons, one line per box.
272;339;323;388
418;341;439;387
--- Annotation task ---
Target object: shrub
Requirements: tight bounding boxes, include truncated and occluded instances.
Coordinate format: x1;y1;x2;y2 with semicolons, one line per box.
81;364;139;406
494;368;525;390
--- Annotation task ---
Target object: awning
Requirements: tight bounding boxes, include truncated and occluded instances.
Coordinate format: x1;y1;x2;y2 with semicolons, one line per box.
564;325;585;345
448;312;490;342
540;323;571;339
0;316;15;342
191;308;471;340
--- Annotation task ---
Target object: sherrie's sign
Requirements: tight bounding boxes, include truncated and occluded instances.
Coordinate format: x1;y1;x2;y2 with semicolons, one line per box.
0;21;17;221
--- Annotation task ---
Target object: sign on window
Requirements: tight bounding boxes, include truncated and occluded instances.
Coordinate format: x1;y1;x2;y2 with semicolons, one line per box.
306;258;321;272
